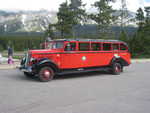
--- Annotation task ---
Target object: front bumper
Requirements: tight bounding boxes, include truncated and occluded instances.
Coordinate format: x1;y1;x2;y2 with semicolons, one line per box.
19;66;33;73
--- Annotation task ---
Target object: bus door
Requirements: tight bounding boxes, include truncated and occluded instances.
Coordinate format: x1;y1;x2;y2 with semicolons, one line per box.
61;42;80;69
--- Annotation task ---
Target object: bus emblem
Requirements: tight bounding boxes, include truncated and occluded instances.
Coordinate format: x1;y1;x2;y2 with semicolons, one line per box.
82;56;86;61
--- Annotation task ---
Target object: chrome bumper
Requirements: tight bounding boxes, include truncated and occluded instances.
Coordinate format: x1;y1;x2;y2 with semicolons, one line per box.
19;66;32;73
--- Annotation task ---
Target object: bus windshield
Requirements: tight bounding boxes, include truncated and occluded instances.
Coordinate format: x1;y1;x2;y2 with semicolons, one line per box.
42;41;64;49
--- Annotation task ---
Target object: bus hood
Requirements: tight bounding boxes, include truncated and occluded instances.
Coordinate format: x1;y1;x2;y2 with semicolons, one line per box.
29;49;62;54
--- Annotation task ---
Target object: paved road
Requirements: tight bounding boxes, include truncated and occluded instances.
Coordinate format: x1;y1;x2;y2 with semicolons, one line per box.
0;62;150;113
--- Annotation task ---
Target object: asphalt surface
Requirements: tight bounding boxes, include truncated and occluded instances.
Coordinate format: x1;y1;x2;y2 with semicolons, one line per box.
0;62;150;113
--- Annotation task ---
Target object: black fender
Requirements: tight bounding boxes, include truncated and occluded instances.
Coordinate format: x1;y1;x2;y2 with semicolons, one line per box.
34;58;59;73
110;57;129;66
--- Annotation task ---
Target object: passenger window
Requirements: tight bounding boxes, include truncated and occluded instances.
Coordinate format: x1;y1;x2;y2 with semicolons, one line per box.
112;44;119;50
79;43;90;51
103;43;111;51
65;43;76;51
120;44;127;51
91;43;101;51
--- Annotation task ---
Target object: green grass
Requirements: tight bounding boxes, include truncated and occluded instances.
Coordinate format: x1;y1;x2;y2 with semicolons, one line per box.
2;55;23;60
2;51;24;59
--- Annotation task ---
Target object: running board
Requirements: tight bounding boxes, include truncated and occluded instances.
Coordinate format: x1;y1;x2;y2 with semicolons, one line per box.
57;67;111;75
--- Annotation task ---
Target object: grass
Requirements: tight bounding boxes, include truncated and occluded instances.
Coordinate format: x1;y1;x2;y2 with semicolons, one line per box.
2;51;24;60
2;55;23;60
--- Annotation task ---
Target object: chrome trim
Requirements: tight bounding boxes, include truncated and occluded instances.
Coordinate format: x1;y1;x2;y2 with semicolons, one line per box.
20;66;32;73
24;52;30;67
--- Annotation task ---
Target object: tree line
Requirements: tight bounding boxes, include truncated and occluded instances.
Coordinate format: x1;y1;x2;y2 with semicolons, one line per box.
46;0;150;58
128;7;150;58
46;0;117;39
0;35;43;51
0;0;150;58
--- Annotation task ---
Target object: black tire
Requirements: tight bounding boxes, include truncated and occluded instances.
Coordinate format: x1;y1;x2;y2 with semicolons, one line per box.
38;67;54;82
121;66;124;72
24;72;35;78
111;62;122;75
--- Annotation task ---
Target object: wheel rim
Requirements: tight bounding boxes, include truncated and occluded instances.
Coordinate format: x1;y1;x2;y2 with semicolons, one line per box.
115;64;121;73
42;70;51;80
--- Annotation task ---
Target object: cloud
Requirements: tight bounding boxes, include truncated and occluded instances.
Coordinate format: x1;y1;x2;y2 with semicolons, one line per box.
0;0;148;12
0;0;63;11
144;1;150;7
126;0;145;12
110;0;145;12
85;0;146;12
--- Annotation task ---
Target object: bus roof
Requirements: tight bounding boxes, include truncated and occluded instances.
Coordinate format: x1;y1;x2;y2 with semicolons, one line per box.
51;39;126;43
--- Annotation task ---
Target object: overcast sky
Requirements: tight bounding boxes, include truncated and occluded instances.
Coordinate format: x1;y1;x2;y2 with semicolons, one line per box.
0;0;150;12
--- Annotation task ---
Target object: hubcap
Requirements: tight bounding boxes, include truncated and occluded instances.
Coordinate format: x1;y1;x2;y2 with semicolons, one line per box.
43;70;51;79
115;64;121;72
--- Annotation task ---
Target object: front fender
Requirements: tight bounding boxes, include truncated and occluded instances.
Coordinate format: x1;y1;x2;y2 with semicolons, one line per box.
110;57;129;66
35;58;59;72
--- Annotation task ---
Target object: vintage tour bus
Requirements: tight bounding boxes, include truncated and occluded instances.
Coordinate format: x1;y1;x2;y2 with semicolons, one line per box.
20;39;131;82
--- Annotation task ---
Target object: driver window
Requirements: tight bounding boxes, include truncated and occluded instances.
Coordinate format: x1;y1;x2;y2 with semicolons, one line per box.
65;43;76;51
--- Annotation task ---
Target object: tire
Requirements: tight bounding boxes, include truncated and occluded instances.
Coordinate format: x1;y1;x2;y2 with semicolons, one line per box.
24;72;35;78
121;66;124;72
111;62;122;75
38;67;54;82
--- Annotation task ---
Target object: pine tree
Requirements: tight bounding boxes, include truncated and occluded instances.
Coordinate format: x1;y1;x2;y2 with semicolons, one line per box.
70;0;86;22
136;8;145;31
144;7;150;35
90;0;115;38
57;1;74;38
119;30;128;42
56;0;86;38
130;7;150;58
45;24;55;39
69;0;86;38
145;7;150;24
120;0;129;30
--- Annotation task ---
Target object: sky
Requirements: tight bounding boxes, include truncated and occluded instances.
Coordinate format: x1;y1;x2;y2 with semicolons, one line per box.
0;0;150;12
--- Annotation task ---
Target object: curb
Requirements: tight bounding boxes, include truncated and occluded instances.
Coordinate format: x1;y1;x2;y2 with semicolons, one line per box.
131;59;150;63
0;62;20;70
0;59;150;70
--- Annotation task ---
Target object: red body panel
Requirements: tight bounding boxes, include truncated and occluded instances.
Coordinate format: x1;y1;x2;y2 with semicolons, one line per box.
60;52;114;69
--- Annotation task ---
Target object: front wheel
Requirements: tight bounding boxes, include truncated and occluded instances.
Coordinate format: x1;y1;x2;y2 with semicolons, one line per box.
38;67;54;82
111;62;122;75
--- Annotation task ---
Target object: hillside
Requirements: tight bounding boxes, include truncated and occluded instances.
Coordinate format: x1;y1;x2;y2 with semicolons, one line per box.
0;9;137;34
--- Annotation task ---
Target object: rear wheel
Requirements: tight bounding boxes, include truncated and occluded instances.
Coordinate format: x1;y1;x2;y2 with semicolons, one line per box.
38;67;54;82
111;62;122;75
24;72;35;78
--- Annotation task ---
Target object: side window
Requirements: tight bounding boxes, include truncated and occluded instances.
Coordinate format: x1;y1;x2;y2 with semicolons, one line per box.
65;43;76;51
120;44;127;51
112;44;119;50
79;43;90;51
91;43;101;51
103;43;111;51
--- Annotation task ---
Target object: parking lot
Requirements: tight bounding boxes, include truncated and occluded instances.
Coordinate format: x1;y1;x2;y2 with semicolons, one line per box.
0;62;150;113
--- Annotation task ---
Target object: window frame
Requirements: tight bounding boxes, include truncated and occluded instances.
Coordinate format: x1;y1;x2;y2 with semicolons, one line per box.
102;42;112;51
64;41;77;51
78;42;90;51
112;43;120;51
91;42;102;51
120;43;128;51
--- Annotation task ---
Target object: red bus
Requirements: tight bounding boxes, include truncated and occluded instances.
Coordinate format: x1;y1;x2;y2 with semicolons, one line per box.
20;39;131;82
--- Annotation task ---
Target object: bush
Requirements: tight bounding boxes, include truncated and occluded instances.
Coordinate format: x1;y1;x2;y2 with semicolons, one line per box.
0;45;4;52
0;35;44;51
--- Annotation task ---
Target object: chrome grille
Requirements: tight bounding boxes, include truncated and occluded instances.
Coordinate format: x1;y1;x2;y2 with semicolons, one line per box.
24;52;30;67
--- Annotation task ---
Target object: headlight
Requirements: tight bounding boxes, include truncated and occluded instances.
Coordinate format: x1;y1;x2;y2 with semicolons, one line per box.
30;57;36;62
